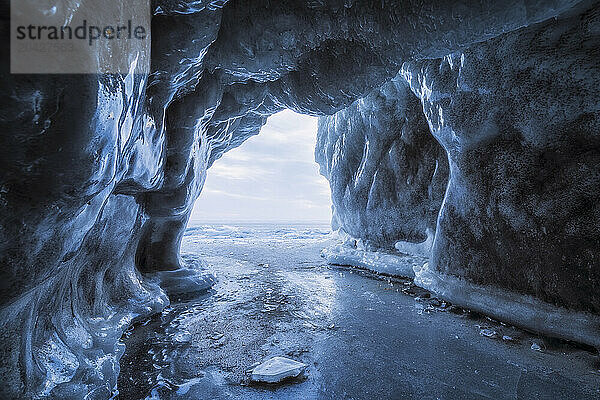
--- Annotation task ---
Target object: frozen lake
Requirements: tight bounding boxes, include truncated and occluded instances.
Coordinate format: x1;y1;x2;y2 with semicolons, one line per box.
118;223;600;399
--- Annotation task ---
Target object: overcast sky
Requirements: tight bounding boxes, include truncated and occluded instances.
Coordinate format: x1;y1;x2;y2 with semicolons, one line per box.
190;110;332;223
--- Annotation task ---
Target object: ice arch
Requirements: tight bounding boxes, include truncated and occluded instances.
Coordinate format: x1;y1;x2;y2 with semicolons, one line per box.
1;0;598;398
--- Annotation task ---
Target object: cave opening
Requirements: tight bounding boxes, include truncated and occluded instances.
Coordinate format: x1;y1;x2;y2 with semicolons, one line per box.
190;110;332;224
118;110;344;399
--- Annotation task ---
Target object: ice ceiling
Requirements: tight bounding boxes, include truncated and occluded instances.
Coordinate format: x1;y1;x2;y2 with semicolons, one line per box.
1;0;599;398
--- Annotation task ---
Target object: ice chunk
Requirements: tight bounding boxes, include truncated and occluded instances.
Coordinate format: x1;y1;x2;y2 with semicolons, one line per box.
394;228;435;257
250;357;306;383
321;242;422;278
479;328;497;338
151;267;216;300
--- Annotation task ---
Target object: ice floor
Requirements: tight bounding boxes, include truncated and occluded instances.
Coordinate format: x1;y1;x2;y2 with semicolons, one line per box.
118;223;600;400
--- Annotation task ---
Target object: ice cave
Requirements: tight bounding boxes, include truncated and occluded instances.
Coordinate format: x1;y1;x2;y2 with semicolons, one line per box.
1;0;600;399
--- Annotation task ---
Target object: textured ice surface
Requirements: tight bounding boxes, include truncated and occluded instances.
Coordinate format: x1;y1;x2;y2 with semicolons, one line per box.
118;223;600;400
317;0;600;350
250;357;307;383
414;262;600;348
403;2;600;313
186;223;332;242
322;244;420;278
149;266;216;300
0;0;593;397
316;78;448;250
321;231;425;278
394;228;435;258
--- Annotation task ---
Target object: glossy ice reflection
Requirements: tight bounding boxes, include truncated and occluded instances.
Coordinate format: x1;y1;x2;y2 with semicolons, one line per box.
118;222;600;400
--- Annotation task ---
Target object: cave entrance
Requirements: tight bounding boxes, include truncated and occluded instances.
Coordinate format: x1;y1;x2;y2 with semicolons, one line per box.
190;110;332;224
120;113;342;399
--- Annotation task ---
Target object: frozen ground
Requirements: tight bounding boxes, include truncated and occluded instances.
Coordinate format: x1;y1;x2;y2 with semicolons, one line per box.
118;223;600;400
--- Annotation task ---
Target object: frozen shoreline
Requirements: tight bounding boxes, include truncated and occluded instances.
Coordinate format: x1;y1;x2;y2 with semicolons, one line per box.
414;262;600;349
118;224;600;399
322;238;600;349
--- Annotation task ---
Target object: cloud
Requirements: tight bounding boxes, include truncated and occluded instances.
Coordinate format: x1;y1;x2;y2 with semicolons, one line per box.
191;110;332;222
209;163;272;181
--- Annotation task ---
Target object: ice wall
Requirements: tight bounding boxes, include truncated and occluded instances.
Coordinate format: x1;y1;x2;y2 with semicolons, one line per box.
0;0;590;398
315;78;448;250
402;2;600;336
318;0;600;347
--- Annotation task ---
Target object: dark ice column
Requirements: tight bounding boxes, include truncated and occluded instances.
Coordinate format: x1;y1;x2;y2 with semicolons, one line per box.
403;3;600;346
